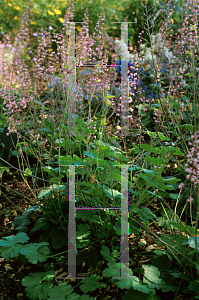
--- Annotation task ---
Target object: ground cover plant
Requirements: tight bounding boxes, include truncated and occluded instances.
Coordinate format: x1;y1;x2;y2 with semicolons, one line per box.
0;0;199;299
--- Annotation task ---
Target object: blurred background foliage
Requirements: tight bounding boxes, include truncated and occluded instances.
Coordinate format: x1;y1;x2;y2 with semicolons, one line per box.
0;0;194;52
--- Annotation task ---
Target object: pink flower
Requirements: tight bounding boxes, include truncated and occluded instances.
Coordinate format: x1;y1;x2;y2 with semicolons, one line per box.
178;183;184;189
187;197;194;202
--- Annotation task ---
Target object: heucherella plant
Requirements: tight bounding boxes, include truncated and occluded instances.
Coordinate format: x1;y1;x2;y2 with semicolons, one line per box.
185;131;199;189
115;31;189;93
0;1;199;300
0;2;119;136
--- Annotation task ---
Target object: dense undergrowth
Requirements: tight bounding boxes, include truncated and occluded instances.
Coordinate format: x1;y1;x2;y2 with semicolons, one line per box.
0;0;199;299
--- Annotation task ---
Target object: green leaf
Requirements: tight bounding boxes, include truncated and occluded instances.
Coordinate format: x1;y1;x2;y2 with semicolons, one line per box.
76;224;91;248
132;207;156;223
195;263;199;276
37;184;67;199
143;265;177;292
145;156;162;167
188;237;199;251
188;280;199;293
0;232;29;259
171;272;184;278
22;55;31;60
157;132;170;141
104;262;150;292
103;262;132;278
44;117;54;132
156;234;188;250
139;173;160;189
67;294;81;300
13;206;40;232
184;72;194;76
106;95;115;99
113;220;121;236
145;131;157;138
179;124;194;133
79;295;95;300
23;168;32;177
22;271;55;300
103;187;122;200
0;166;10;176
101;117;107;126
30;217;50;234
83;151;96;159
50;227;68;249
42;166;58;175
171;223;195;236
100;245;117;263
54;138;68;146
162;177;180;185
168;146;184;156
169;193;179;200
47;282;75;300
116;275;150;293
183;124;194;133
37;188;53;199
121;288;160;300
14;219;31;233
80;274;106;293
50;176;64;184
157;217;174;230
20;242;50;264
76;210;92;222
140;144;154;153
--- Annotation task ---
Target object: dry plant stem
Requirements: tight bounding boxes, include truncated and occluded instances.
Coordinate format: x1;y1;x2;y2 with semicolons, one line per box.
89;85;96;120
130;215;192;265
0;189;24;213
0;182;38;205
175;179;189;220
17;149;37;199
0;157;52;185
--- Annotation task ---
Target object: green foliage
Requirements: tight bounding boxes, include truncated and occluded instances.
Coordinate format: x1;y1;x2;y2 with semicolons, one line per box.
20;242;50;264
121;289;160;300
47;281;96;300
0;232;50;263
132;207;156;223
37;184;67;199
142;264;177;292
22;271;55;300
1;1;199;300
47;282;75;300
13;206;40;232
103;262;151;293
1;129;199;300
80;274;106;293
0;232;29;259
